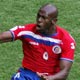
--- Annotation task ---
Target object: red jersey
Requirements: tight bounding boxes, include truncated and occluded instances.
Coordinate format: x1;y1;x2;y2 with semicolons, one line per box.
10;24;75;75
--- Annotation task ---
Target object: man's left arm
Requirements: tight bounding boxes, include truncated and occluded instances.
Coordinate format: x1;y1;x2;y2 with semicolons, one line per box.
37;35;76;80
37;60;73;80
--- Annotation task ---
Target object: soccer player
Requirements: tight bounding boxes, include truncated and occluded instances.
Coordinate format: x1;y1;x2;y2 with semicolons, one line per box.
0;3;76;80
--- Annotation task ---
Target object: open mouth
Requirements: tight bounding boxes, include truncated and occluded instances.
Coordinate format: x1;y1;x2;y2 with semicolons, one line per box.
36;24;41;30
37;25;41;28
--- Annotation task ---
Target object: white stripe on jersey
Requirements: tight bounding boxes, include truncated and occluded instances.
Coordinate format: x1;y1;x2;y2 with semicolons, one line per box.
17;31;62;44
60;58;74;62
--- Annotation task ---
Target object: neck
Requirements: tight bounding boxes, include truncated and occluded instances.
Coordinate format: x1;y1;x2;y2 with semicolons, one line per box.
45;25;57;35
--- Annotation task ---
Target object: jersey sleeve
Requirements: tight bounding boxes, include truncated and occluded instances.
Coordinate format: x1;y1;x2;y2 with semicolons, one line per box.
60;35;76;62
9;25;25;40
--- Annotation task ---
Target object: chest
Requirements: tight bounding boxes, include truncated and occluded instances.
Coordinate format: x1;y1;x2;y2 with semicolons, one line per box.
21;32;62;60
23;38;62;60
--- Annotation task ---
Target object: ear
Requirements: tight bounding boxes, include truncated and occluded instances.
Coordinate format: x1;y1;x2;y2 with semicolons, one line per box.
51;18;57;24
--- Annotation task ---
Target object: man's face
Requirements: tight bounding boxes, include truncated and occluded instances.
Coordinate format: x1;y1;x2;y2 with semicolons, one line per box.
36;9;54;34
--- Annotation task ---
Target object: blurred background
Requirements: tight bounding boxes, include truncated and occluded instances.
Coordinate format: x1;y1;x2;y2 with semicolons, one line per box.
0;0;80;80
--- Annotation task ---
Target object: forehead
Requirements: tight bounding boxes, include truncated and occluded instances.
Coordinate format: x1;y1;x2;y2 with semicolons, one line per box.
38;9;48;17
38;4;57;17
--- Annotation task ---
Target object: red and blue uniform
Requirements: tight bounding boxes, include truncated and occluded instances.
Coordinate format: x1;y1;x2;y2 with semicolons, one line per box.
10;24;75;80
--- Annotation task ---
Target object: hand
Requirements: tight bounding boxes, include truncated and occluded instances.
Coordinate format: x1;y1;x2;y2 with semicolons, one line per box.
37;72;53;80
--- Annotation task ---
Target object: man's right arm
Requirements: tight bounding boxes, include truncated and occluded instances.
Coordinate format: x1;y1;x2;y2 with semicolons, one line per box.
0;31;13;43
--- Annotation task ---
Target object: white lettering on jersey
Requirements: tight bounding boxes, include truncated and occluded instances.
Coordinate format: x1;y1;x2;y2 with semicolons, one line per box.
14;72;20;80
71;43;75;49
10;26;25;31
29;42;39;45
43;52;48;60
18;26;25;28
10;26;18;31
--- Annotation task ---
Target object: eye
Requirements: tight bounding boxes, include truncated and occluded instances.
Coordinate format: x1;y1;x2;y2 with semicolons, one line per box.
37;13;40;18
37;13;47;20
42;16;46;19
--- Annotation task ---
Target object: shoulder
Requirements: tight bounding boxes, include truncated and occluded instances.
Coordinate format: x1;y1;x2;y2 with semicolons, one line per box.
24;23;36;29
56;26;76;50
13;23;37;31
57;26;75;43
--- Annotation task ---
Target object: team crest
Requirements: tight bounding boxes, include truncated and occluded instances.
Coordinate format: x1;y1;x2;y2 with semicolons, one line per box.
52;45;62;54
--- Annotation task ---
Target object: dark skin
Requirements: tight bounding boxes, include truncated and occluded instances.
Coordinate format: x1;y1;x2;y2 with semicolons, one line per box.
36;4;73;80
0;4;73;80
36;4;58;35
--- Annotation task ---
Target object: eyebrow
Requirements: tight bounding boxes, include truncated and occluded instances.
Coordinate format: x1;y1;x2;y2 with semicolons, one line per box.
37;12;49;18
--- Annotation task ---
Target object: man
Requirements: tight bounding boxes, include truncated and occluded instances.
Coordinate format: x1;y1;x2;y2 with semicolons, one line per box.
0;3;76;80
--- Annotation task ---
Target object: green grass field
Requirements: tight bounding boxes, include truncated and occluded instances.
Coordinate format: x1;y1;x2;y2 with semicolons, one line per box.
0;0;80;80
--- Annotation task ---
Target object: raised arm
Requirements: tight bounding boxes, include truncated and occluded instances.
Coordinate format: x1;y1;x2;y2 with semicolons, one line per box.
0;31;13;43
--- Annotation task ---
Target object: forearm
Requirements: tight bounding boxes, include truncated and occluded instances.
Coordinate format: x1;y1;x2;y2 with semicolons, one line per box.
0;31;13;43
45;62;72;80
37;69;69;80
0;38;12;43
39;62;72;80
48;69;69;80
